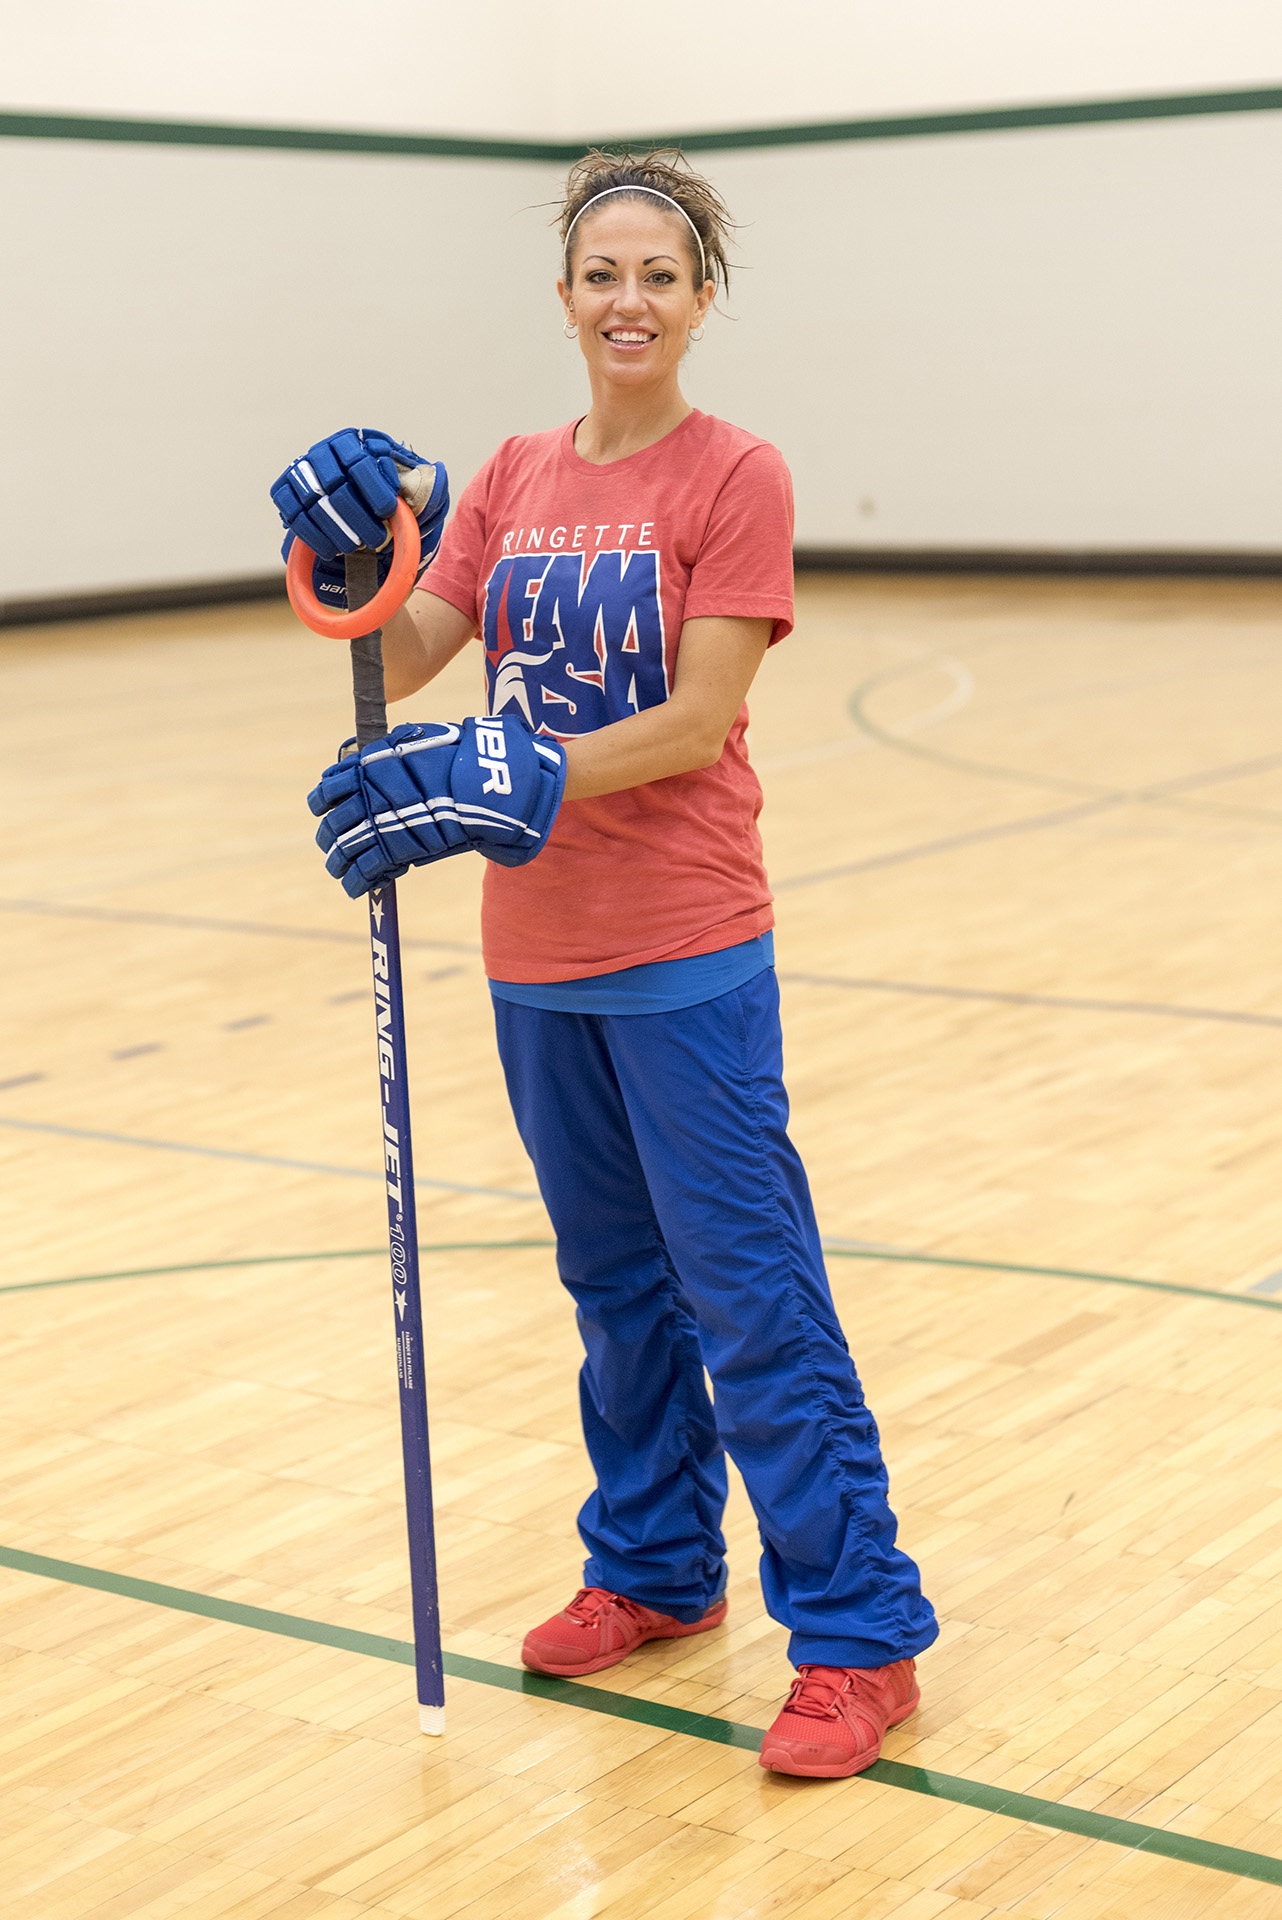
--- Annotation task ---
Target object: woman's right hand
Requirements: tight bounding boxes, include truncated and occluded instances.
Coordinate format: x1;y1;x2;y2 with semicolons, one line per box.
270;428;449;606
307;717;568;898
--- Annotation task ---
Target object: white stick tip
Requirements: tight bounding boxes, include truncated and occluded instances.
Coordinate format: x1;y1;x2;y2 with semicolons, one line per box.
419;1703;446;1736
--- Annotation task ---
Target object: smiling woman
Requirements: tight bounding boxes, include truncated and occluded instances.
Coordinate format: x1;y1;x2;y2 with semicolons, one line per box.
555;150;732;457
274;144;938;1781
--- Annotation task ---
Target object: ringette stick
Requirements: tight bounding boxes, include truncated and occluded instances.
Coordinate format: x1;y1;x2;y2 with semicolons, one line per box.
344;546;445;1736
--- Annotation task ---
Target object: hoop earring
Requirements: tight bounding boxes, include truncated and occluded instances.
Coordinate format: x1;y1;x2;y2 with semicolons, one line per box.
563;318;578;339
688;324;705;342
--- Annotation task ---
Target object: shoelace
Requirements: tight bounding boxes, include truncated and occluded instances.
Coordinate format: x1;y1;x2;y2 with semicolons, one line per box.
783;1666;858;1720
563;1587;647;1629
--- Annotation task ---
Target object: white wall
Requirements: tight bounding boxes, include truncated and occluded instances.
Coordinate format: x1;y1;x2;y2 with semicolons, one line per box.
691;113;1282;550
1;142;581;597
8;0;1282;136
4;4;1280;595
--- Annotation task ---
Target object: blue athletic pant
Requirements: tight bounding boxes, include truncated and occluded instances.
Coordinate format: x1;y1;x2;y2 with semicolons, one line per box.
493;968;939;1669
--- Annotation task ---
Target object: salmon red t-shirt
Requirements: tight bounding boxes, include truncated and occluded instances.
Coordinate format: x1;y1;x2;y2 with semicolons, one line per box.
420;409;794;983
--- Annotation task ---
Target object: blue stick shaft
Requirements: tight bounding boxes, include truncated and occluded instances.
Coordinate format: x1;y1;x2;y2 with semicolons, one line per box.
368;879;444;1713
345;550;443;1724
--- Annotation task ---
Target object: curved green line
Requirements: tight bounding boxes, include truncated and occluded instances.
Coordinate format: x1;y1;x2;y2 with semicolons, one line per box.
850;661;1097;795
824;1245;1282;1310
848;666;1282;826
3;1240;1277;1312
0;1543;1278;1886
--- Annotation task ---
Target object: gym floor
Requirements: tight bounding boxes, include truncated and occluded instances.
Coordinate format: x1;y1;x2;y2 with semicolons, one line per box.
3;572;1282;1917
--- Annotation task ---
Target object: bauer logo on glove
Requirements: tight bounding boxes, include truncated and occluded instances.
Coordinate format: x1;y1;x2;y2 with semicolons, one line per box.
307;714;568;899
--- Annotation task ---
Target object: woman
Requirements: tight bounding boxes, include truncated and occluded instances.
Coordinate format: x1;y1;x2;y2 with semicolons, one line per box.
276;150;937;1778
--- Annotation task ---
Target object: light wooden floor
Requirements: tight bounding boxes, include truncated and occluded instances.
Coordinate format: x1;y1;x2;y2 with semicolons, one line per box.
2;574;1282;1917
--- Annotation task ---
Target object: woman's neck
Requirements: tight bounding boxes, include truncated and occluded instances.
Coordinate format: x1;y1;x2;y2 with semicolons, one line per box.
573;381;692;465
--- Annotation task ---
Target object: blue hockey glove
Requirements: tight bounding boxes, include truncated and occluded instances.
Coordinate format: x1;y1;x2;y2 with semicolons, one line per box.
271;428;449;609
307;715;568;899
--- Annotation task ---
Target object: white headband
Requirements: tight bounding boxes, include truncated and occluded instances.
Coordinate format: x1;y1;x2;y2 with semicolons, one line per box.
563;185;708;287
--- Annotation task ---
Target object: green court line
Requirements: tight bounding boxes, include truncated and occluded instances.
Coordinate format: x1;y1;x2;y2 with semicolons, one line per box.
4;1241;1279;1314
0;1544;1278;1887
847;674;1282;830
3;87;1280;163
0;1114;539;1203
0;1243;556;1295
824;1246;1282;1312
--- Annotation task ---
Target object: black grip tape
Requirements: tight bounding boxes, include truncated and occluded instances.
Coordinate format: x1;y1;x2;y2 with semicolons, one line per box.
344;552;388;749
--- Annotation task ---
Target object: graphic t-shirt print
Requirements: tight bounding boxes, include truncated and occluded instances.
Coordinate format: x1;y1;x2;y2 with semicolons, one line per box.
481;523;668;737
420;412;795;978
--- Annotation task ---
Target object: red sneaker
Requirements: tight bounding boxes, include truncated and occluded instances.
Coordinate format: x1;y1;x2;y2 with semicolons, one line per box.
521;1586;728;1677
759;1659;919;1777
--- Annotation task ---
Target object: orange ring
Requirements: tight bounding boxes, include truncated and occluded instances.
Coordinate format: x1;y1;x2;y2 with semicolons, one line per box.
286;496;421;639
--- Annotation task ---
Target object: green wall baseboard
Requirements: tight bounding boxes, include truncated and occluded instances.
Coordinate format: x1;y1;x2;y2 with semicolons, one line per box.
7;547;1281;627
2;88;1280;162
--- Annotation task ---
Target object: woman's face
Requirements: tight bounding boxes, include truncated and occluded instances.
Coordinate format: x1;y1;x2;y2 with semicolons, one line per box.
558;201;713;390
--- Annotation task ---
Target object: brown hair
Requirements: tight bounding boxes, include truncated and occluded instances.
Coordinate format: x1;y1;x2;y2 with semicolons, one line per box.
558;149;733;294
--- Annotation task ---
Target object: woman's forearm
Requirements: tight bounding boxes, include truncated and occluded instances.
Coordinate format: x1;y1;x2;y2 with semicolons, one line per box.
373;606;770;791
380;603;431;703
562;700;730;799
562;614;772;801
381;591;477;704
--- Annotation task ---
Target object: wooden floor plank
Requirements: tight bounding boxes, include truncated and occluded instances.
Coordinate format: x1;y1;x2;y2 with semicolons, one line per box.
4;576;1282;1914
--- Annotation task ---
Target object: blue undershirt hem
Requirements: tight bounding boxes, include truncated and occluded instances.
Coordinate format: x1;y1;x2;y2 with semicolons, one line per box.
488;931;775;1016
